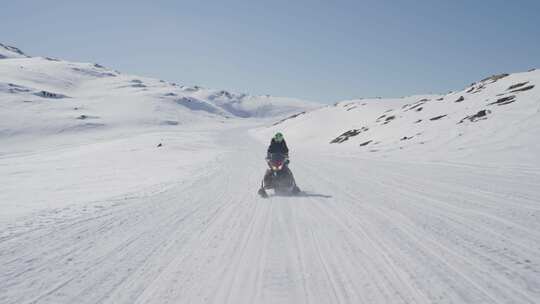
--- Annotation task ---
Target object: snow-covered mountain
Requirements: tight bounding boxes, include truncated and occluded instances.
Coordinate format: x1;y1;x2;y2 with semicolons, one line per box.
0;44;319;141
0;43;29;59
258;69;540;165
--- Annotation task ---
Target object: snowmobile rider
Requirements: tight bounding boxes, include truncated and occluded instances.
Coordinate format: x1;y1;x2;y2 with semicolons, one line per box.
258;132;300;196
267;132;289;158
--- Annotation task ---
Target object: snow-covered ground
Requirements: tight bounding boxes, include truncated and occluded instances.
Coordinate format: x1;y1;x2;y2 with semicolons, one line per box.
1;44;539;303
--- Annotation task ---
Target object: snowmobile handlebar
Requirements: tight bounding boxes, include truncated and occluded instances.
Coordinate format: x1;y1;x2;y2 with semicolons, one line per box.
266;153;289;161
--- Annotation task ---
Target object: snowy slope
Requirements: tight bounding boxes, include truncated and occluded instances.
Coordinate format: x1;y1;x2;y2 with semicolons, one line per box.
0;44;317;220
0;43;29;59
2;125;539;304
1;45;539;304
0;44;319;144
257;70;540;165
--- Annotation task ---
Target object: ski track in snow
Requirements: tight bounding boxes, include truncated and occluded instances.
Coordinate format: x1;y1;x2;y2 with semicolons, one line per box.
1;126;540;304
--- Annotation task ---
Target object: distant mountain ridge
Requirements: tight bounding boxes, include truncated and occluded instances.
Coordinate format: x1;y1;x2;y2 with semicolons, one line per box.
0;43;320;139
0;43;29;59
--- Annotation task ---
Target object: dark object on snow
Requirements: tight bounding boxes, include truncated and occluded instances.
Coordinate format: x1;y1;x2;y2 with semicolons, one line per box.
157;143;163;147
458;109;491;123
35;90;68;99
330;127;368;143
510;85;535;93
383;115;396;124
359;140;372;147
430;115;447;121
488;95;516;106
273;111;306;126
481;73;509;83
405;101;426;111
455;96;465;103
267;138;289;155
507;82;529;91
258;153;300;198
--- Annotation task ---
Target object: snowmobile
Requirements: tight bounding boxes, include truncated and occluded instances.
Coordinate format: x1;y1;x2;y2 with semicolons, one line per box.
258;153;301;198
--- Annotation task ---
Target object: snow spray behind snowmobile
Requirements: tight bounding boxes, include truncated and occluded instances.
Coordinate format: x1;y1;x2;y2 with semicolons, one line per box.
258;153;300;197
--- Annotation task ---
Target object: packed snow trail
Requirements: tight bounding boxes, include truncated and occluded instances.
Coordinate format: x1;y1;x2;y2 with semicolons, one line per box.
1;126;540;303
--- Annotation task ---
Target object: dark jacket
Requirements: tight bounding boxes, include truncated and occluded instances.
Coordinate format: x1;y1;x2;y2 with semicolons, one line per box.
267;139;289;155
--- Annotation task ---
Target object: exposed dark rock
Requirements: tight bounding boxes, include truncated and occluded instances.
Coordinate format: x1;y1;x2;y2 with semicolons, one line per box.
455;96;465;103
383;115;396;125
400;136;413;141
436;97;444;101
157;143;163;147
510;85;534;93
359;140;372;147
405;101;426;111
273;111;306;126
430;115;447;121
472;83;486;93
0;43;27;57
416;107;423;112
481;73;509;83
77;114;99;120
5;83;31;94
488;95;516;106
414;119;422;123
507;82;529;90
330;127;369;143
35;90;68;99
458;109;491;123
466;87;474;93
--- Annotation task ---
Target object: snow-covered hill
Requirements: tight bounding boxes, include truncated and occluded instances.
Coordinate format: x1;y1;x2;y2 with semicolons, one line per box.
0;44;319;144
0;43;29;59
257;69;540;165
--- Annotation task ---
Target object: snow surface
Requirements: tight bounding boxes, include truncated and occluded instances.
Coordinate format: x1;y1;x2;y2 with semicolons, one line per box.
1;45;539;304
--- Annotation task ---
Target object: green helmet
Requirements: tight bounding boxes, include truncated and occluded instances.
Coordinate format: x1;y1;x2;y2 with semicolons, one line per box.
273;132;284;142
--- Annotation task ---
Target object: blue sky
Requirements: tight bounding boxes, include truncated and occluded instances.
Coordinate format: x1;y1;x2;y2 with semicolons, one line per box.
3;0;539;102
